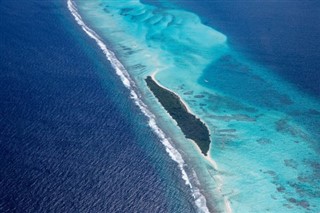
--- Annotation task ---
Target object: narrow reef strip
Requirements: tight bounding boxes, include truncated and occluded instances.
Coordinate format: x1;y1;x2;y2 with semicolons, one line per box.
146;76;210;156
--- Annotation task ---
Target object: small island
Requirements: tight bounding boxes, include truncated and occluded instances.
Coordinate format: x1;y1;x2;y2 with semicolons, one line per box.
146;76;211;156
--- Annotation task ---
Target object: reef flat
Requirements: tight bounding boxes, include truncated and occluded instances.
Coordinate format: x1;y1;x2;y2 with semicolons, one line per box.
146;76;210;156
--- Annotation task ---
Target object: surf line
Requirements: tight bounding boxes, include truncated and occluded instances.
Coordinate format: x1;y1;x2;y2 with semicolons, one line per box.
67;1;212;212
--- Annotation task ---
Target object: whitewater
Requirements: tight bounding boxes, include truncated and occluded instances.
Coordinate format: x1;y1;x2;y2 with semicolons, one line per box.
67;0;222;212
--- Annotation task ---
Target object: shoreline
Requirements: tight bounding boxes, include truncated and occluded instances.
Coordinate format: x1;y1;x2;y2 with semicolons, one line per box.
146;75;211;156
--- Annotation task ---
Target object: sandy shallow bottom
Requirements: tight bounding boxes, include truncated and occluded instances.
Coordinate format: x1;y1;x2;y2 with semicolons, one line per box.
71;0;320;212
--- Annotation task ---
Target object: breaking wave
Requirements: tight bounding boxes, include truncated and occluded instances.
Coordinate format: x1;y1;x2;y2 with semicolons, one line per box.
67;1;210;212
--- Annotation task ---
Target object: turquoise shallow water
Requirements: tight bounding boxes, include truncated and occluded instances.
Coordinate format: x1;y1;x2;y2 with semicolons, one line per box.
71;0;320;212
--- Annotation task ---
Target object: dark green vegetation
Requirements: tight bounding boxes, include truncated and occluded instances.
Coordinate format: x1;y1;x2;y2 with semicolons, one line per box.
146;76;211;156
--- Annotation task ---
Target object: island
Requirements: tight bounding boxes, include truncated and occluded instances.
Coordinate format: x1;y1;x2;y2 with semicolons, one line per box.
146;76;211;156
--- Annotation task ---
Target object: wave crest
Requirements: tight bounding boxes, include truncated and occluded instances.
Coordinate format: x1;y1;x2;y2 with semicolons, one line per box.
67;1;210;212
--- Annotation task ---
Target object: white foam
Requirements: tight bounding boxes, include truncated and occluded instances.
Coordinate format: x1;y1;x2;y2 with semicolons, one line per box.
67;1;210;212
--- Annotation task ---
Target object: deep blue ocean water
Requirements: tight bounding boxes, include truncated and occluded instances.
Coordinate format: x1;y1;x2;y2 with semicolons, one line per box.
0;0;196;212
1;0;320;212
